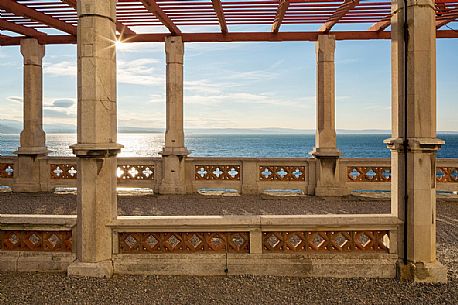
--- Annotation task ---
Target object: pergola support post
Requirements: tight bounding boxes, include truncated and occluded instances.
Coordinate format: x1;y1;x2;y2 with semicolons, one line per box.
311;35;348;196
67;0;122;278
386;0;447;283
13;38;48;192
159;36;188;194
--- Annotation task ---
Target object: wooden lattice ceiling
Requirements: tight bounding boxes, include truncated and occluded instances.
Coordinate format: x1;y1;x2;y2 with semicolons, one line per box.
0;0;457;45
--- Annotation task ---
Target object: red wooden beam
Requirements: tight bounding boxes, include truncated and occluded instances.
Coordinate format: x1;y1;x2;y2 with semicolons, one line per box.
272;0;289;33
0;19;47;38
60;0;136;36
368;16;391;31
319;0;360;32
211;0;228;34
2;30;458;46
139;0;181;35
0;0;77;35
436;6;458;28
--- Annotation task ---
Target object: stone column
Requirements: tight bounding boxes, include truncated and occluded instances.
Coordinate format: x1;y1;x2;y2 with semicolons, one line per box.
159;36;189;194
311;35;347;196
67;0;122;278
385;0;447;282
13;38;48;192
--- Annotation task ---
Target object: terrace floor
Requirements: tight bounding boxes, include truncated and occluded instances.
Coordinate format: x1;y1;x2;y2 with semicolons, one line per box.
0;193;457;304
0;193;395;216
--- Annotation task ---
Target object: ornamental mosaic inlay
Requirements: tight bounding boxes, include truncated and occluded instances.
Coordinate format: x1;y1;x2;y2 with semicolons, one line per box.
50;164;77;179
117;165;154;180
436;167;458;183
348;166;458;183
0;163;14;179
119;232;249;254
50;164;155;180
347;167;391;182
259;166;306;181
263;230;389;253
0;230;72;252
194;165;241;180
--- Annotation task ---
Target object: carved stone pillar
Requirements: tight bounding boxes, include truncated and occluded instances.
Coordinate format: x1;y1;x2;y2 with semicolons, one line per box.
67;0;122;278
386;0;447;282
159;36;188;194
311;35;347;196
13;38;48;192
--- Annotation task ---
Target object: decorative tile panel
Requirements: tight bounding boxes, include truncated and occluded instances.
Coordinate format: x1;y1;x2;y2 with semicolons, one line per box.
50;164;78;179
263;230;389;253
0;230;72;252
348;166;458;183
50;164;155;180
436;167;458;183
194;165;241;180
259;166;306;181
117;165;154;180
119;232;249;254
347;167;391;182
0;163;15;178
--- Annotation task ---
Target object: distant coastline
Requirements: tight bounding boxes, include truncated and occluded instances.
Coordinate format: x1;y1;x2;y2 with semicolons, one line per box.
1;120;457;135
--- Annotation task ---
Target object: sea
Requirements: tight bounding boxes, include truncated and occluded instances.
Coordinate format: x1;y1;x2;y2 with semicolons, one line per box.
0;133;457;158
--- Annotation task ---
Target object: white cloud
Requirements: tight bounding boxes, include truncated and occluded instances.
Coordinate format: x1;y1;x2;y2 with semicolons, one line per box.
46;99;75;108
7;96;22;103
184;92;310;108
44;58;165;86
44;109;75;118
44;61;76;77
117;58;164;86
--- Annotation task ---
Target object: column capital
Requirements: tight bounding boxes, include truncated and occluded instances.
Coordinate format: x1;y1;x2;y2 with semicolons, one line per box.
316;35;335;62
165;36;184;64
77;0;116;20
20;38;45;64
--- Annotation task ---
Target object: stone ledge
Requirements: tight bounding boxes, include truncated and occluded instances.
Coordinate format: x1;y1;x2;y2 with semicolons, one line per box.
113;253;398;278
0;251;75;272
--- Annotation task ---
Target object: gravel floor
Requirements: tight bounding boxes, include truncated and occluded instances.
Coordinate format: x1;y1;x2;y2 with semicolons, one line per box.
0;193;393;215
0;193;457;304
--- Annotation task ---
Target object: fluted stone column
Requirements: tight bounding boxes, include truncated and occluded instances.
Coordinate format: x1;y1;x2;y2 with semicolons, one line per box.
311;35;347;196
67;0;122;278
159;36;188;194
385;0;447;282
13;38;48;192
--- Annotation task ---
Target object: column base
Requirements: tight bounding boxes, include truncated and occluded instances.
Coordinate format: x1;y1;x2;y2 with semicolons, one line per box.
67;260;113;278
15;147;49;156
158;182;186;195
315;186;350;197
398;261;448;283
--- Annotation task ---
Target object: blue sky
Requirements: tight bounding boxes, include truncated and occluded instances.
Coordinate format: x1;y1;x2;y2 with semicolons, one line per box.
0;37;457;131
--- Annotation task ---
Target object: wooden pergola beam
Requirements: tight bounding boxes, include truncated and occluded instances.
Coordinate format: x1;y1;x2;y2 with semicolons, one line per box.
319;0;359;32
272;0;289;33
368;16;391;32
0;19;47;38
60;0;136;36
140;0;181;35
211;0;228;34
436;7;458;28
2;30;458;46
0;0;77;35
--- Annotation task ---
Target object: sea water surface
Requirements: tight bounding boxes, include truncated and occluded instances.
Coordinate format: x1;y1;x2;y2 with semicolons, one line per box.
0;133;457;158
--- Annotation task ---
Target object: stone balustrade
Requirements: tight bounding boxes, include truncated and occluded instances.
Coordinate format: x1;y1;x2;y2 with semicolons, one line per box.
0;214;76;272
1;156;457;194
0;213;399;277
